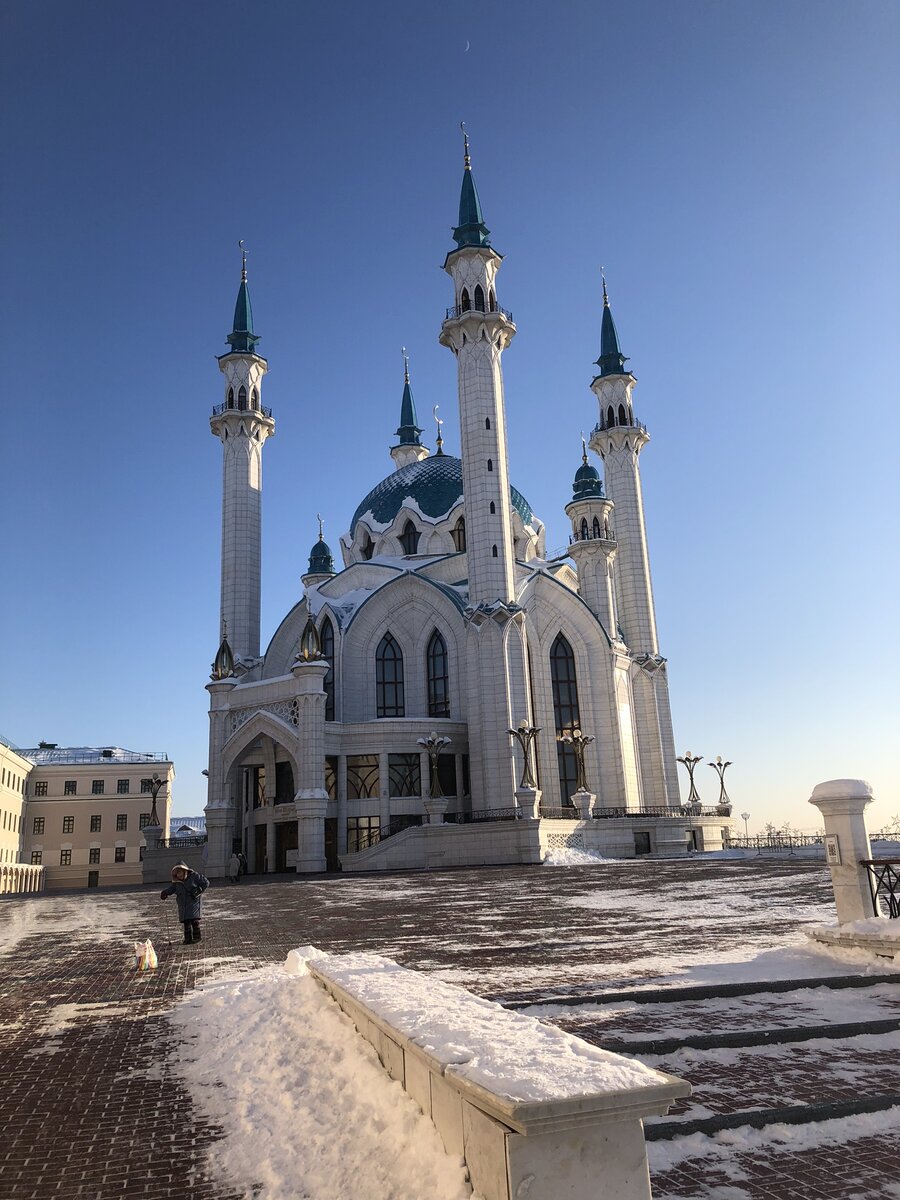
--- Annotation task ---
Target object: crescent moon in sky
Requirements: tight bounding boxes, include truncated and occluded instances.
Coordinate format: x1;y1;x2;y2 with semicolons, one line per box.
464;40;470;51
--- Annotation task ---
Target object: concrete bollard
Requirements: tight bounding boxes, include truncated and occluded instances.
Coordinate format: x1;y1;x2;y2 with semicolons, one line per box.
808;778;876;924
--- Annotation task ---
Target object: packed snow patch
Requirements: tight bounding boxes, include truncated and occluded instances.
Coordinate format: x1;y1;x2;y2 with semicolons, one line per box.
167;957;472;1200
542;847;619;866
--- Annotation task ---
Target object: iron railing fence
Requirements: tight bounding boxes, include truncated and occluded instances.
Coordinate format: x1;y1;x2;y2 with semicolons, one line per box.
445;807;521;825
539;805;724;820
725;834;825;851
211;401;273;418
861;858;900;918
153;836;208;848
444;304;514;322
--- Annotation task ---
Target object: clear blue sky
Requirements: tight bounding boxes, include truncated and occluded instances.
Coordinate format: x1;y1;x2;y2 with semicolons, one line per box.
2;1;898;831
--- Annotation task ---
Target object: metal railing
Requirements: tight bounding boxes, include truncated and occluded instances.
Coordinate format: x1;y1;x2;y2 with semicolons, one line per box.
151;836;208;848
212;401;273;418
539;805;724;820
444;304;513;322
726;834;825;851
591;418;647;437
445;807;521;825
861;858;900;918
346;807;522;854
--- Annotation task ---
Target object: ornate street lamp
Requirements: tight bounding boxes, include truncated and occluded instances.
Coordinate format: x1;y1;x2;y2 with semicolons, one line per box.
676;751;703;809
558;728;595;795
148;773;165;828
417;732;452;799
741;811;751;839
508;722;540;790
708;756;733;814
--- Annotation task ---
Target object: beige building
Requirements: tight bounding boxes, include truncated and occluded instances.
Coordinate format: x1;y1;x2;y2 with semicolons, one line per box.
19;745;174;890
0;738;31;866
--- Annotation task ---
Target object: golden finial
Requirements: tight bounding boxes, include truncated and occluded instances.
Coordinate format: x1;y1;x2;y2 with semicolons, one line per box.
239;240;248;282
402;346;410;384
461;121;470;169
433;404;444;455
316;512;324;541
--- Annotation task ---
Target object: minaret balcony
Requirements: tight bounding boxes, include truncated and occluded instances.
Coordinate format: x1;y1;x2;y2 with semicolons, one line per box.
569;529;617;547
212;400;273;419
592;415;646;436
445;303;513;322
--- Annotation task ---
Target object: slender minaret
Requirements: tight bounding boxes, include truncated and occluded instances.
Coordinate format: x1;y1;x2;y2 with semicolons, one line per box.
588;278;657;654
210;245;274;663
564;440;618;636
390;350;429;470
438;128;517;605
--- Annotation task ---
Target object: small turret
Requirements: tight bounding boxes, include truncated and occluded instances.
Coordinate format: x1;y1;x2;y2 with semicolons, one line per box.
565;441;618;634
210;629;235;681
302;515;336;592
391;350;429;470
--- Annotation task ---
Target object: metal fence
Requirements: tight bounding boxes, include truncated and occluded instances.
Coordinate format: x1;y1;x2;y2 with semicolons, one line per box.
861;858;900;918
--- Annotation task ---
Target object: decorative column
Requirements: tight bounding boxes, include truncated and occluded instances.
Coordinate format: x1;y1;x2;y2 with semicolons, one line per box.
560;728;596;819
205;672;238;878
808;779;877;924
292;619;330;873
509;722;542;819
419;732;452;823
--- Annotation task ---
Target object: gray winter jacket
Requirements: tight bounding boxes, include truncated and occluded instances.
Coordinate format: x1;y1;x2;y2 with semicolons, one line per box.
161;870;209;921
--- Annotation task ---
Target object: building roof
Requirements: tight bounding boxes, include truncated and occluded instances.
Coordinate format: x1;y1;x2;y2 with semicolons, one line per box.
351;454;534;533
17;746;170;766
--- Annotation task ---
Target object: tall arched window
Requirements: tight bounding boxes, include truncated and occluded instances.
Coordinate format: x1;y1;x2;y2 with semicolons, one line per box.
427;630;450;718
238;385;247;410
492;544;498;557
460;288;471;312
488;288;496;312
360;531;374;560
399;520;419;555
487;458;493;472
550;633;582;805
607;405;615;428
618;403;627;425
580;518;589;540
593;516;602;538
320;617;335;722
251;388;259;411
489;501;496;514
474;284;486;312
376;633;404;717
451;517;466;552
227;387;235;409
485;417;491;429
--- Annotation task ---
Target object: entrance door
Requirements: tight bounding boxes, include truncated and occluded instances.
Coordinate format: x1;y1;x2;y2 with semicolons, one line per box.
324;818;340;872
686;829;699;852
87;871;99;888
254;824;267;874
275;821;298;872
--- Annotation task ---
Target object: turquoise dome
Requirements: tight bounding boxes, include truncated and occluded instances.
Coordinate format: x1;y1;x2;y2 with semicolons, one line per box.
352;455;534;533
308;538;335;575
572;460;603;501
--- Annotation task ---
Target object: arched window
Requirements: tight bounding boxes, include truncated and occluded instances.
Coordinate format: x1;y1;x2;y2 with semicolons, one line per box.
251;388;259;411
489;501;495;514
487;458;493;472
376;633;404;718
550;633;582;805
474;284;486;312
607;405;615;428
488;288;496;312
427;630;450;718
238;385;247;411
485;418;491;430
399;520;419;555
593;516;602;538
360;531;374;561
492;544;498;558
618;403;627;425
320;618;335;722
580;518;589;540
460;288;471;312
227;387;235;409
451;517;466;552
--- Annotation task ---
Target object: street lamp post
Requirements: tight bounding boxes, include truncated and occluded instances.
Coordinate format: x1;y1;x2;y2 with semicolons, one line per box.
708;756;733;816
417;732;452;823
741;811;751;840
148;773;165;828
559;728;596;819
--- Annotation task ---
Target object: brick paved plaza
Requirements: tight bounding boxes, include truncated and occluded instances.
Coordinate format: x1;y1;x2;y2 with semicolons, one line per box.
1;858;898;1199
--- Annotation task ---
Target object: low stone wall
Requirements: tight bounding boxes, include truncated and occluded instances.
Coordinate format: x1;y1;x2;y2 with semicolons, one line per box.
141;845;209;884
340;818;543;872
304;950;689;1200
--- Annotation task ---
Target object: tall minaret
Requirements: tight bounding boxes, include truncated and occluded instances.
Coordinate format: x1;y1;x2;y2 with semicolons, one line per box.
438;128;517;605
390;350;429;470
588;279;658;654
210;246;274;664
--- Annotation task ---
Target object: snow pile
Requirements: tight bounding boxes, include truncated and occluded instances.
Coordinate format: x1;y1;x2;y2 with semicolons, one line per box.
167;959;472;1200
299;948;668;1102
542;846;618;866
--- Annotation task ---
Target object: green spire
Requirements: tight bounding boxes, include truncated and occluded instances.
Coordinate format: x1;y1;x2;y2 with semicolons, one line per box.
395;349;423;445
226;242;261;355
595;274;629;377
452;125;491;249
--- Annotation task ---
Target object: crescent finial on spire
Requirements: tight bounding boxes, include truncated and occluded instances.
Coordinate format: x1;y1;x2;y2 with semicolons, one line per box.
601;266;609;308
461;121;470;169
432;404;444;455
239;240;248;282
402;345;409;383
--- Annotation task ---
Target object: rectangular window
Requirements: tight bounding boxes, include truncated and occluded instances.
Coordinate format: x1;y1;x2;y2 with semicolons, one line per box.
388;753;421;797
90;815;102;832
33;816;45;834
62;816;74;834
64;780;77;796
116;814;128;831
89;848;101;864
347;755;379;800
139;812;151;829
60;849;71;866
31;851;42;865
117;779;130;794
140;778;154;793
91;779;104;795
34;781;48;796
114;847;126;863
346;816;380;854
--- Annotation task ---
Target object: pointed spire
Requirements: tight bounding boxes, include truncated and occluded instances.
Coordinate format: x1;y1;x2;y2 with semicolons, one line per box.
211;620;235;680
433;404;444;456
452;123;491;249
595;271;629;377
226;241;261;355
395;347;423;446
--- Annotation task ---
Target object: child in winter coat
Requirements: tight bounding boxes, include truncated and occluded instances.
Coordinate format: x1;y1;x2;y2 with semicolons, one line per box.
160;862;210;944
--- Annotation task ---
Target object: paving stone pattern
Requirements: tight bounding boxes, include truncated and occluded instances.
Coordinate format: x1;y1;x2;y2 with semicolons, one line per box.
0;859;897;1199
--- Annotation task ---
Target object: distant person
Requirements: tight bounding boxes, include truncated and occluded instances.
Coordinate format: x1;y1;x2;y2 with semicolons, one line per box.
238;851;248;877
160;862;210;944
228;853;241;884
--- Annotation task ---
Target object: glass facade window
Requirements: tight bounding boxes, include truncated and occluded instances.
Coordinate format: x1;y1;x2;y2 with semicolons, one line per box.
550;632;582;805
62;816;74;834
116;814;128;831
430;754;457;799
320;618;335;721
427;630;450;718
64;780;77;796
347;816;379;853
324;756;338;802
90;815;102;833
376;633;404;717
347;756;379;800
117;779;129;794
31;851;42;865
115;847;126;863
388;754;421;797
92;780;105;795
450;517;466;552
139;813;151;829
60;849;71;866
34;781;48;796
33;817;45;835
89;848;101;864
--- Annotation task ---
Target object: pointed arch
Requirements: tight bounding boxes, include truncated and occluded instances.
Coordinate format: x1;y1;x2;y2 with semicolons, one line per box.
550;632;582;805
251;388;259;411
618;403;627;425
593;516;602;538
399;519;420;555
360;530;374;560
488;288;496;312
376;632;404;717
474;284;486;312
451;517;466;552
227;387;235;409
320;616;335;721
607;405;615;428
489;501;496;514
487;458;493;472
492;544;498;557
427;629;450;718
460;287;471;312
580;518;589;540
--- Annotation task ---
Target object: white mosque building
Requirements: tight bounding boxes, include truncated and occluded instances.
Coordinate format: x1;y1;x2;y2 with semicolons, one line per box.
202;137;732;876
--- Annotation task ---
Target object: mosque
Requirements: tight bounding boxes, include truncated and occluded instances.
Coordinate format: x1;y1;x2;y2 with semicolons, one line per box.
202;136;731;876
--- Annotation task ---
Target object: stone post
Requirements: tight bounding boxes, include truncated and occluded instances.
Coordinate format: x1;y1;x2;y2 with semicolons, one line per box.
424;797;449;824
205;807;235;878
808;778;877;924
142;824;163;851
572;790;596;820
514;787;541;819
